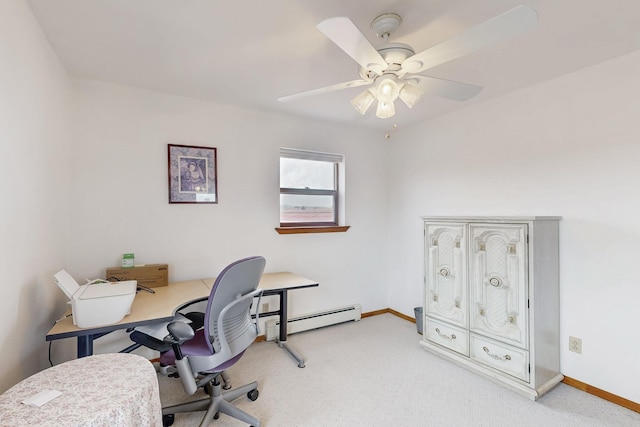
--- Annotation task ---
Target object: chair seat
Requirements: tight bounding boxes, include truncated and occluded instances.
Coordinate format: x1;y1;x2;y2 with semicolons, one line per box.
160;329;245;372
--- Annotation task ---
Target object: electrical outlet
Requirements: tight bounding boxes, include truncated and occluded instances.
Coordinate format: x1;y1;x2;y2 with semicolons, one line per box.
262;303;269;313
569;336;582;354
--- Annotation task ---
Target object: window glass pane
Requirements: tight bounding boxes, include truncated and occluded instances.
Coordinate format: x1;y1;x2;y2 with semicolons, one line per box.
280;158;335;190
280;194;335;223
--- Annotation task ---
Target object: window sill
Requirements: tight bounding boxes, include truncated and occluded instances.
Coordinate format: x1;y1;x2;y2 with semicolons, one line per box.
275;226;350;235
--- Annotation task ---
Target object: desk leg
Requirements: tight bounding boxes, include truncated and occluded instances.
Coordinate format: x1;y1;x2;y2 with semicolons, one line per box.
276;290;306;368
77;335;93;358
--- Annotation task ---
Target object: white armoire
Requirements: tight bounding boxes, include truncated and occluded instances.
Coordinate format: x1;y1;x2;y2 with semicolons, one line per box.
420;216;562;400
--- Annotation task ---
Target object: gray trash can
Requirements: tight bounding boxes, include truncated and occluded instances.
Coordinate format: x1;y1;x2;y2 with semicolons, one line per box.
414;307;423;334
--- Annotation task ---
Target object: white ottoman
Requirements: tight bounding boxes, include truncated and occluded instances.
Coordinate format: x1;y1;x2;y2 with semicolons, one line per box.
0;353;162;426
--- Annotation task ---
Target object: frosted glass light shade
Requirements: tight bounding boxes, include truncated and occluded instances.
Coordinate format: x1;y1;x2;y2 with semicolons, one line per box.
376;77;400;103
350;89;375;115
376;100;396;119
348;77;419;119
398;83;424;109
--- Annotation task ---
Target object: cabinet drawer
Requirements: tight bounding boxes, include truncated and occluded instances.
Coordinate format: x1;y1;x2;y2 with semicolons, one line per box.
425;318;468;356
470;334;530;382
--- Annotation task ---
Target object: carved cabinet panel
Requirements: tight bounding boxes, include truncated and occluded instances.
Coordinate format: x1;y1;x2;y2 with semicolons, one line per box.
469;224;528;348
425;223;467;327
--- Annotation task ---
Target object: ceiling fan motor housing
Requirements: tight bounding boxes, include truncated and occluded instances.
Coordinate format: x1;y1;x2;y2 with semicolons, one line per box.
359;43;415;80
378;43;415;67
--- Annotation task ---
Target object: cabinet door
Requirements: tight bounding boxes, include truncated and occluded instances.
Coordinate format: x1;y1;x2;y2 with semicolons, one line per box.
469;224;528;348
425;223;467;327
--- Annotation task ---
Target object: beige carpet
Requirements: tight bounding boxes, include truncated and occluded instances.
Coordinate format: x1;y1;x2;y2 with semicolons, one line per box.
158;313;639;426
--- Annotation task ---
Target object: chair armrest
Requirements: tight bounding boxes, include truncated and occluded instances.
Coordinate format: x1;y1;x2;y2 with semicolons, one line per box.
164;321;195;345
129;331;173;352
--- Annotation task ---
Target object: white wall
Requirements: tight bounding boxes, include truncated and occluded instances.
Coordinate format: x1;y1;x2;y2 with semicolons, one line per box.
55;79;390;357
0;0;72;392
387;49;640;403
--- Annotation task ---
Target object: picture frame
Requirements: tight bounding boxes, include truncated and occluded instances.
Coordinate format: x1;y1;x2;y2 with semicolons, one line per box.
168;144;218;204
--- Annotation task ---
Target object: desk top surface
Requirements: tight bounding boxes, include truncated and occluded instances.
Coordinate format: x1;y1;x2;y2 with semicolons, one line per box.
46;272;317;339
202;271;318;291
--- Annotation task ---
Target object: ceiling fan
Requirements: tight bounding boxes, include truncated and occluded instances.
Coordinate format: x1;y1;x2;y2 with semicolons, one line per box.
278;5;538;119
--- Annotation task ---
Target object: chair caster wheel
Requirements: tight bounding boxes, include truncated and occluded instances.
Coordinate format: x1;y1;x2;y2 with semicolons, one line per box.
247;389;259;401
162;414;175;427
214;412;220;419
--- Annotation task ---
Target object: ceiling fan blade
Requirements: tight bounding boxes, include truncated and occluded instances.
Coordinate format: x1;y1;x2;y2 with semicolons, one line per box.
411;75;483;101
277;79;371;103
401;5;538;74
317;17;387;74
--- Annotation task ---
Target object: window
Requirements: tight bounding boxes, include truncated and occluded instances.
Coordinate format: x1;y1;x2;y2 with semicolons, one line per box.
278;148;348;233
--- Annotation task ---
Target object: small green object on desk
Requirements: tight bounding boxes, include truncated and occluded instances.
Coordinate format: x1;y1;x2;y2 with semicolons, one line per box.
122;253;134;268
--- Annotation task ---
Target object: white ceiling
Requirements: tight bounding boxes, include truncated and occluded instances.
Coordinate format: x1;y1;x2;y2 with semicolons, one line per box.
26;0;640;131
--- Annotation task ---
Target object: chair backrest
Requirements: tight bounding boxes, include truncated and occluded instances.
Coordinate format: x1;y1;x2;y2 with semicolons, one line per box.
203;256;265;358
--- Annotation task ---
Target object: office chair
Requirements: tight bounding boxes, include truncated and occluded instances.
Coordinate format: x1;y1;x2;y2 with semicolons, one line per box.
159;256;265;427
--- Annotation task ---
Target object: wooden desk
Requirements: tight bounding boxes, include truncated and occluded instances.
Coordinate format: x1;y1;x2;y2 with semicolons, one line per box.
46;280;209;358
46;273;318;363
203;272;319;368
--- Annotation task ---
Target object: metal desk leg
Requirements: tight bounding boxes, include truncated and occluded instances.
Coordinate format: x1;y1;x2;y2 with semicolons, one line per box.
77;335;93;358
276;290;306;368
278;341;306;368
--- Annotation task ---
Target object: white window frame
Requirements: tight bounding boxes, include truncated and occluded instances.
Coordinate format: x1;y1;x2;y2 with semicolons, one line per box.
279;147;346;228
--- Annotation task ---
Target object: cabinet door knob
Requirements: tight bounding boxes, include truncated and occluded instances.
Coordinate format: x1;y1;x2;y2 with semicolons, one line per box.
489;276;502;287
439;267;450;277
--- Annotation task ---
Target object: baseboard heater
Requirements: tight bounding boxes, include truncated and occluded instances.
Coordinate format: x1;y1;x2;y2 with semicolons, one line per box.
265;304;362;341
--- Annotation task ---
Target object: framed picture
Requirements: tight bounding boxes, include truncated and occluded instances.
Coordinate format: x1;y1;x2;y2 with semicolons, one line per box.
168;144;218;203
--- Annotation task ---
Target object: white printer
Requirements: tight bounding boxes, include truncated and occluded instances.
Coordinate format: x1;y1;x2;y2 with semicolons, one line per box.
54;270;137;328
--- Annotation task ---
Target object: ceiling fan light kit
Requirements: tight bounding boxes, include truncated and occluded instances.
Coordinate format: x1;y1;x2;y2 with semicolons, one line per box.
351;75;423;118
376;100;395;119
398;83;423;109
376;75;400;103
350;89;376;115
278;5;538;120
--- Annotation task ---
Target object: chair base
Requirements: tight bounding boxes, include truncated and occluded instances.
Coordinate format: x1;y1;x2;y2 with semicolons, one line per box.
155;364;232;390
162;377;260;427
